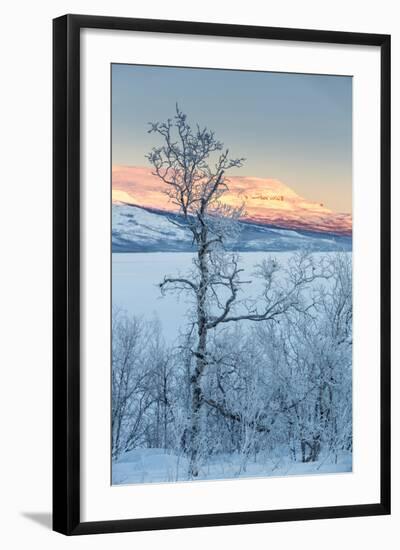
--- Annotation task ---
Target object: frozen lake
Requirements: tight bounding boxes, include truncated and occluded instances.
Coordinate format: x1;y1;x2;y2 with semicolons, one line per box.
112;251;340;344
113;252;198;343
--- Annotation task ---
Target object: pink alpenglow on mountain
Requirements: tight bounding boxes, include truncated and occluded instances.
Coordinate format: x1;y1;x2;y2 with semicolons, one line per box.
112;165;352;236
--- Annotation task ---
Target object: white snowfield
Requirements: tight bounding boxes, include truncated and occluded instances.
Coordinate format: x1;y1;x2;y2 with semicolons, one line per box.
112;448;352;485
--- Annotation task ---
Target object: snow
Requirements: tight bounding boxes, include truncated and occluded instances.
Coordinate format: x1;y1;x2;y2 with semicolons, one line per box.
112;203;352;253
112;203;190;247
264;226;306;238
113;449;190;484
112;448;352;485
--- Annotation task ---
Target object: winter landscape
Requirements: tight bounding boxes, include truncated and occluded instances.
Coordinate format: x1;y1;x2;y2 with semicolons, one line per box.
111;65;352;484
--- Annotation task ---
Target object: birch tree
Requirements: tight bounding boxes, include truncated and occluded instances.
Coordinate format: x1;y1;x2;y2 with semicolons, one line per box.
147;106;334;478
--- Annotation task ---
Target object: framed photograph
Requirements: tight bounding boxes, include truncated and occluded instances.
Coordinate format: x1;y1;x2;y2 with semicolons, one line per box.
53;14;391;535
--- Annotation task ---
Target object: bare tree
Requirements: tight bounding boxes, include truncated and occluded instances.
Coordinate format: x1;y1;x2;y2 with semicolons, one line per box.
147;106;333;478
147;106;245;476
112;310;153;458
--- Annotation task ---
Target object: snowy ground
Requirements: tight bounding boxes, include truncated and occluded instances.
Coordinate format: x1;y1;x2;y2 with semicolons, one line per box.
112;448;352;485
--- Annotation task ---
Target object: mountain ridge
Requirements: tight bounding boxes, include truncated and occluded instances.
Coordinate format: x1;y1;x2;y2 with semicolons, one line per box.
112;165;352;237
112;202;352;253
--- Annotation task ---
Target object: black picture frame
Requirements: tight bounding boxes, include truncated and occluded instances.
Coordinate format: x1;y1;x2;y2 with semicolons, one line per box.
53;14;391;535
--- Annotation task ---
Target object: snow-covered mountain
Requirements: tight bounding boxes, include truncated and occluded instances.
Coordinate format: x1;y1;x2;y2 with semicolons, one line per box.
112;165;353;236
112;203;352;253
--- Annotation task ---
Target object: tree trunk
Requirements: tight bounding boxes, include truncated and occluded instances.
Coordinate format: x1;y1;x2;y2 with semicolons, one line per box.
189;239;209;478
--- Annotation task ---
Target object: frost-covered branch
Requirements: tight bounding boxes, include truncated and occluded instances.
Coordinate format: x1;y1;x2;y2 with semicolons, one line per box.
159;276;198;295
